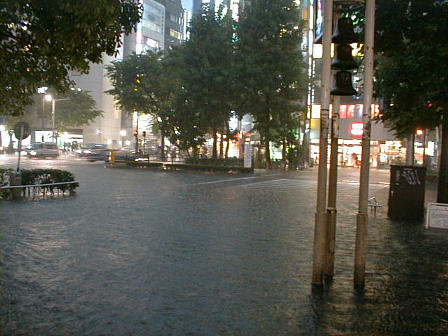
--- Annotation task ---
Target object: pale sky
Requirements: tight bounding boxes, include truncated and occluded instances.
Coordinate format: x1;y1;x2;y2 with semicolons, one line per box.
182;0;193;11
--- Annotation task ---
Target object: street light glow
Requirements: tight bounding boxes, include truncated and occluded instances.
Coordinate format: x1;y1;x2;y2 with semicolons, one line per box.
44;94;53;102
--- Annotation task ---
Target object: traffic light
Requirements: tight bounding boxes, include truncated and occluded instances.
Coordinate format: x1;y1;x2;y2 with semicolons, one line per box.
133;129;138;136
330;18;359;96
142;131;146;138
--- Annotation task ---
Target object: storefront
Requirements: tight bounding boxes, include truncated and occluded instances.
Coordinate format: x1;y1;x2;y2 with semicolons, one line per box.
309;103;406;168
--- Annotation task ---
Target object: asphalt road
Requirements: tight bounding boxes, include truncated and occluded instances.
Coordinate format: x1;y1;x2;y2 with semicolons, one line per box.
1;154;447;335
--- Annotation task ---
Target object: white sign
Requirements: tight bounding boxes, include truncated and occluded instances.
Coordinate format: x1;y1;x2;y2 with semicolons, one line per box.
244;143;252;168
426;202;448;229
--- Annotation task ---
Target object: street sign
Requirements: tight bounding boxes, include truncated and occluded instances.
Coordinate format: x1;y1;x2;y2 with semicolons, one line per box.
244;143;252;168
13;122;30;140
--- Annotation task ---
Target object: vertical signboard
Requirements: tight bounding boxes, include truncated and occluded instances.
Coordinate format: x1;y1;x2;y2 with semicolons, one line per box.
315;0;324;40
244;143;252;168
388;165;426;220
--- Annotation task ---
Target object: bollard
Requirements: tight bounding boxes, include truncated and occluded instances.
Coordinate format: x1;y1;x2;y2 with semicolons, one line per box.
110;150;115;165
9;171;22;200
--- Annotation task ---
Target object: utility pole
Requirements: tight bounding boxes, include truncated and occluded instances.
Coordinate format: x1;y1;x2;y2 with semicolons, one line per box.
354;0;375;288
312;0;333;286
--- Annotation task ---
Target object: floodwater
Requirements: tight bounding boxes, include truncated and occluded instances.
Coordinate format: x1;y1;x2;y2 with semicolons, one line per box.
1;161;447;335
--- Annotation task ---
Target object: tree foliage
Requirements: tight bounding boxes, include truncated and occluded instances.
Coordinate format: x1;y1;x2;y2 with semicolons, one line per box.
7;89;102;131
0;0;141;115
107;52;162;115
107;50;182;157
235;0;307;167
106;2;307;162
180;5;236;158
374;0;448;137
373;0;448;202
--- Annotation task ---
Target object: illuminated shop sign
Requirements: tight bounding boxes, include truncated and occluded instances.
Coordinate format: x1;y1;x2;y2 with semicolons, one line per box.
339;104;380;119
350;122;364;137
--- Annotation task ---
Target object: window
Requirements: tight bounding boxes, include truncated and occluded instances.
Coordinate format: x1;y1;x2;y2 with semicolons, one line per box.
145;37;160;49
170;29;182;40
143;20;162;33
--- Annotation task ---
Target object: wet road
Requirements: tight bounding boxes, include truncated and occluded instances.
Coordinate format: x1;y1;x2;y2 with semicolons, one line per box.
1;156;447;335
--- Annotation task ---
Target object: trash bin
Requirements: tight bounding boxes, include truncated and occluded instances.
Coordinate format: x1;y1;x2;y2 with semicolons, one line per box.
388;165;426;220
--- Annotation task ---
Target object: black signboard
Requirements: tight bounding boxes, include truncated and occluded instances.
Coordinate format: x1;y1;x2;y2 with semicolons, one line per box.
388;165;426;221
13;122;30;140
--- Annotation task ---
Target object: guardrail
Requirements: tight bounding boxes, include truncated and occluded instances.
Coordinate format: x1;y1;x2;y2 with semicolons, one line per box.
1;181;79;200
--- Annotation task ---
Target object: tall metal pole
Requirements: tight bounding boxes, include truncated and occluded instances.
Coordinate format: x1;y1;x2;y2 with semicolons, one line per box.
312;0;333;286
52;98;56;143
354;0;375;287
325;95;340;279
16;125;24;172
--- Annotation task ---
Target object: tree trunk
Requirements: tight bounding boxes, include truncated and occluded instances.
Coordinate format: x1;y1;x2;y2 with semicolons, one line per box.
437;114;448;203
264;132;271;169
219;132;224;159
161;135;166;161
406;134;415;165
212;130;218;159
225;135;230;159
282;136;287;170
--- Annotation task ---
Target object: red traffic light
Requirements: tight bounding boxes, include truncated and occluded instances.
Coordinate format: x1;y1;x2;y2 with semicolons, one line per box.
133;129;138;136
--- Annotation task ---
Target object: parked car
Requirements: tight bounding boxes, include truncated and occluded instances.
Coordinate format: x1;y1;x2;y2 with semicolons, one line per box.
26;142;60;159
75;143;108;157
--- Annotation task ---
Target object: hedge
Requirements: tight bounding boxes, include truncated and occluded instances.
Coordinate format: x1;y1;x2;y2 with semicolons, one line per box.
0;168;79;198
123;161;253;173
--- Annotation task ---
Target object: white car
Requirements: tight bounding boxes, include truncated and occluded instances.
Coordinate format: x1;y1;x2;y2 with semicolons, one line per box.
26;142;60;159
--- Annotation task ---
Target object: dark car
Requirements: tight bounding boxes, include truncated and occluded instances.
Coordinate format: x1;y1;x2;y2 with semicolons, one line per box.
84;148;111;162
76;143;108;158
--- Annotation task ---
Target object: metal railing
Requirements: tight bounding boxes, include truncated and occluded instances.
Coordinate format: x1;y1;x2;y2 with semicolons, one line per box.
1;181;79;200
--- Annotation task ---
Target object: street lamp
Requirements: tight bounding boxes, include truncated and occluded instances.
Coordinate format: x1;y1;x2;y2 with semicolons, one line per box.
44;94;69;143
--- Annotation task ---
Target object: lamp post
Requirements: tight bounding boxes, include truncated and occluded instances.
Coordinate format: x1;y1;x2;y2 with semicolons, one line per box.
354;0;375;288
44;94;69;143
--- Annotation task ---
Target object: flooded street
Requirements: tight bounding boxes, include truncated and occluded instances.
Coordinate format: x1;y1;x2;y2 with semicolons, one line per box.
1;157;447;335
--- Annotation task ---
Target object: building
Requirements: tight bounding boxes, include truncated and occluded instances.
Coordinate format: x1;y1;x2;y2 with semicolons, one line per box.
192;1;237;15
71;53;123;148
156;0;184;48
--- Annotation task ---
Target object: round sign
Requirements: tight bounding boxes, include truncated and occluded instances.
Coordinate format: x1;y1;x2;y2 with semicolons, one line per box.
13;122;31;140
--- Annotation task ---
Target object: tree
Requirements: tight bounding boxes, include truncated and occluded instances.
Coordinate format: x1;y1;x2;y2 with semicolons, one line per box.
49;89;103;130
180;5;236;158
374;0;448;201
6;89;102;129
5;89;102;150
107;52;162;115
235;0;307;168
0;0;141;116
159;45;206;158
107;50;179;158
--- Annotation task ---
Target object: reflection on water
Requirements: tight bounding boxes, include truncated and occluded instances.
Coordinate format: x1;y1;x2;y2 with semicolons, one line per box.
1;166;447;335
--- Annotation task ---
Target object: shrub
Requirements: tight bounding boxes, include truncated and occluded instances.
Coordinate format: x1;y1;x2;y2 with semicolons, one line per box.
185;158;244;167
